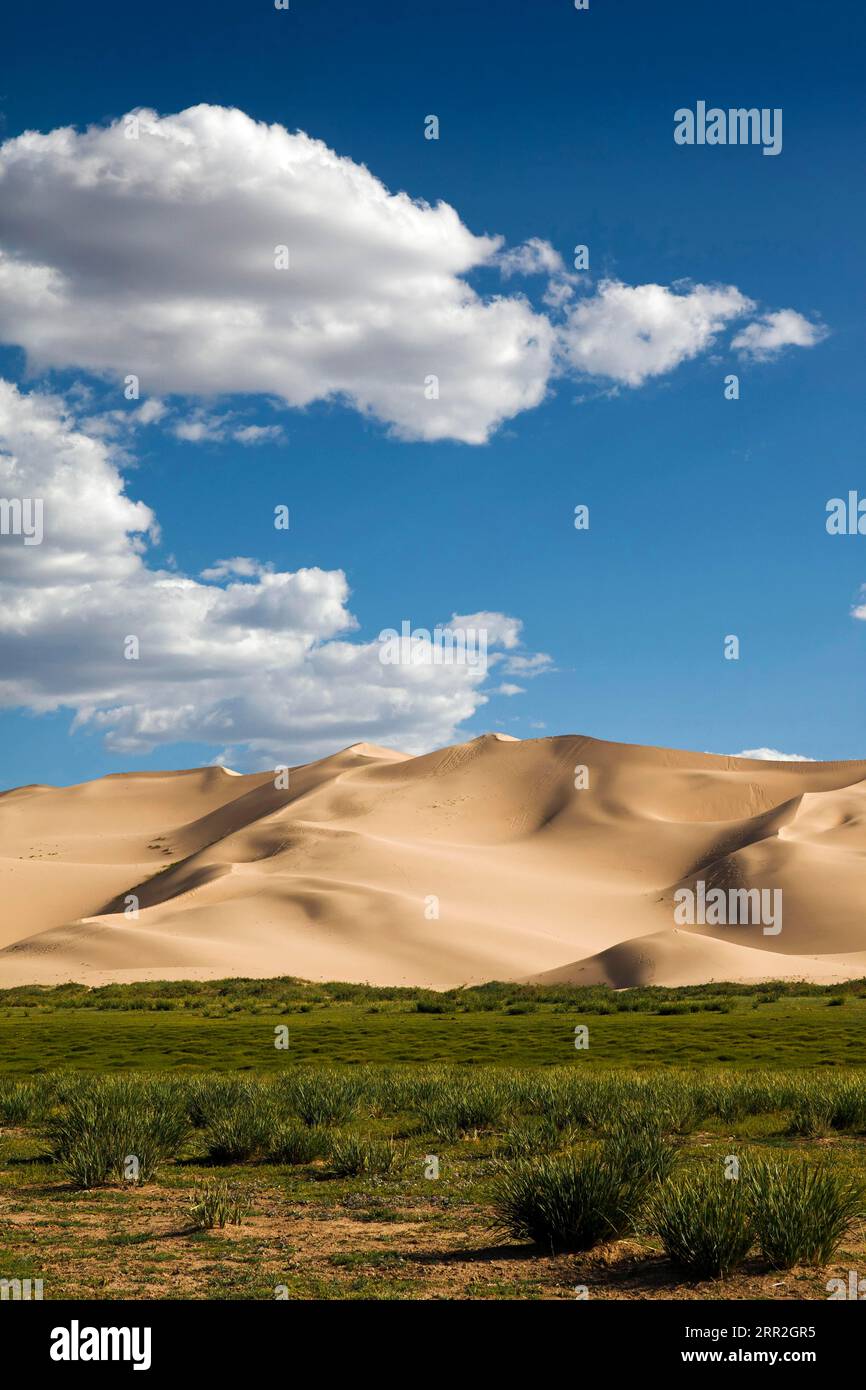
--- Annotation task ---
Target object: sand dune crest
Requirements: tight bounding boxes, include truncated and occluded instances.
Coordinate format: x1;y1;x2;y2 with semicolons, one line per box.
1;734;865;987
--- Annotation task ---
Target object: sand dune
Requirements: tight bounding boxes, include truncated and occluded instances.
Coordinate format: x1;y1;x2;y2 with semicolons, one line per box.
1;733;866;988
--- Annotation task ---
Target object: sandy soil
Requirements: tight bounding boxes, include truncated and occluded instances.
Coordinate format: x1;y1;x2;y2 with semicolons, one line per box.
2;732;865;988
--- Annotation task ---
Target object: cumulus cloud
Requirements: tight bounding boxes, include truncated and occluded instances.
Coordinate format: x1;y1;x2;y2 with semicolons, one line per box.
735;747;815;762
0;105;554;446
0;381;548;762
731;309;827;360
444;612;553;678
497;237;566;278
559;279;754;386
0;384;157;585
0;106;827;445
449;611;523;649
497;238;584;311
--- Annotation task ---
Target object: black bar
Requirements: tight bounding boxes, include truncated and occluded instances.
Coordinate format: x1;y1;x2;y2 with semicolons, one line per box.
8;1297;859;1375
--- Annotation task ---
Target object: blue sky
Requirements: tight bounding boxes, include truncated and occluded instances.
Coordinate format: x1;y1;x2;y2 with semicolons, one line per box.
0;0;864;789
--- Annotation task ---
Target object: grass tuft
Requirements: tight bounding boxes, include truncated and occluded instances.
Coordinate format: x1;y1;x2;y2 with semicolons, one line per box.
647;1168;753;1278
188;1180;251;1229
746;1156;865;1268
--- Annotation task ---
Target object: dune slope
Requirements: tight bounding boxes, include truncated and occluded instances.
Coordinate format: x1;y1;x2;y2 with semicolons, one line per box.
1;734;865;987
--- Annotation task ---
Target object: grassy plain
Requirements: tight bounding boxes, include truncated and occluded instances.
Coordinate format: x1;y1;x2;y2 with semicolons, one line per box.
2;979;866;1301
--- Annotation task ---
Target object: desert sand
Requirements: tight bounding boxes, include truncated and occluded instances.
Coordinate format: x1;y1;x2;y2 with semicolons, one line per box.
1;733;865;989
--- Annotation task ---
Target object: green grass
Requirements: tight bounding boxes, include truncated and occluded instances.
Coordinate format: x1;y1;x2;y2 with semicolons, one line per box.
491;1130;676;1252
48;1076;190;1187
2;977;866;1300
2;976;862;1017
0;976;863;1014
646;1167;754;1277
204;1090;275;1164
3;1061;866;1300
745;1155;866;1268
188;1180;252;1230
265;1120;329;1166
327;1134;406;1177
3;989;866;1071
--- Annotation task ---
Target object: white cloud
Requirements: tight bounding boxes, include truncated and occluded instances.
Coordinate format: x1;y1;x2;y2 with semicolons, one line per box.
232;424;285;445
498;237;566;278
0;381;549;763
731;309;827;360
134;398;167;426
559;279;754;386
735;747;815;762
0;105;554;446
493;682;525;696
200;557;270;581
0;106;825;445
170;409;286;445
497;238;584;312
0;384;157;585
171;414;226;444
499;651;554;677
449;611;523;649
78;397;283;447
78;396;167;443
